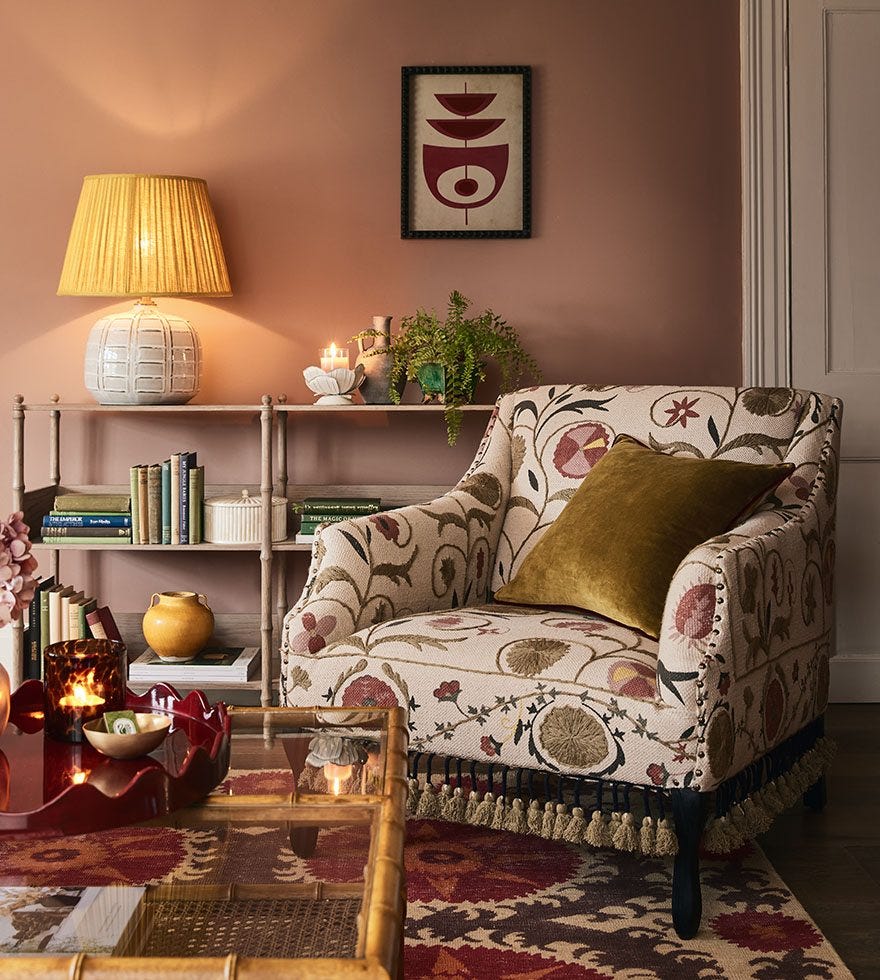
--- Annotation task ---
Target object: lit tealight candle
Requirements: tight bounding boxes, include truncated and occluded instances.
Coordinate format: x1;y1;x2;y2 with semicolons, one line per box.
58;674;106;709
324;762;353;795
320;343;350;372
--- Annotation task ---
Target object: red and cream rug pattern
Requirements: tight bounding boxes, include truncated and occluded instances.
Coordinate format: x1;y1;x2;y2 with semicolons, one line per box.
0;771;851;979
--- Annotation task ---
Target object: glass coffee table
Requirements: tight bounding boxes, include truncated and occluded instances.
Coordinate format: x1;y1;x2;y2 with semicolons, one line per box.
0;703;408;979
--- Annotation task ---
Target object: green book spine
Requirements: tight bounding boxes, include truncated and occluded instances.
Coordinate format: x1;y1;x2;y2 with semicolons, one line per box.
129;467;140;542
161;460;171;544
147;463;162;545
78;598;97;638
137;466;149;544
41;536;133;544
188;465;204;545
300;511;373;525
302;498;381;514
53;493;131;513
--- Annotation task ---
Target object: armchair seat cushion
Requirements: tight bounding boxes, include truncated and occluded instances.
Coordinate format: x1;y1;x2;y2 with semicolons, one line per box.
286;602;697;789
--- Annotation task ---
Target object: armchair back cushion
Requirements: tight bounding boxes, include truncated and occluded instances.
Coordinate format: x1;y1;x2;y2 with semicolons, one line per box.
492;386;822;592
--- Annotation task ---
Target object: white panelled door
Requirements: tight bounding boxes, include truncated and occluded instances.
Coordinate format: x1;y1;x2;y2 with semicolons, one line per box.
790;1;880;700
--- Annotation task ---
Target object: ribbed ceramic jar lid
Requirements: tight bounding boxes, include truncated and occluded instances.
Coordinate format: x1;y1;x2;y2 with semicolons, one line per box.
205;489;286;508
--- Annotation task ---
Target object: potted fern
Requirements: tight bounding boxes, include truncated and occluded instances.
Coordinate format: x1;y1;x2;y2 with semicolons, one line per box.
387;291;540;444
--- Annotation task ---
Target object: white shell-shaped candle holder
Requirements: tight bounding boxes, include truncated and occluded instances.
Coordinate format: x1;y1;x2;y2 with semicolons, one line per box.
303;364;365;404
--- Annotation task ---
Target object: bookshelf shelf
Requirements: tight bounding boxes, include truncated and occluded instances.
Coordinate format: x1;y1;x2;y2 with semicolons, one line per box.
11;395;495;705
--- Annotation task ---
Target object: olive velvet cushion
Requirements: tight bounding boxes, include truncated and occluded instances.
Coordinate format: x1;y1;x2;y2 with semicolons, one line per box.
494;436;793;638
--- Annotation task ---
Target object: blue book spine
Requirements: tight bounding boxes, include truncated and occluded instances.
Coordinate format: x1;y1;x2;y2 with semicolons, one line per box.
43;515;132;527
179;451;195;545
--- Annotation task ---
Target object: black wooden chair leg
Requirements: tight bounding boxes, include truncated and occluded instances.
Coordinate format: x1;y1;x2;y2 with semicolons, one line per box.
671;788;708;939
803;774;827;812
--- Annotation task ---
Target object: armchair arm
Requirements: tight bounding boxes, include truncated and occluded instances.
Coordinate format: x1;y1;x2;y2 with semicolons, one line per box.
657;436;839;791
280;398;513;668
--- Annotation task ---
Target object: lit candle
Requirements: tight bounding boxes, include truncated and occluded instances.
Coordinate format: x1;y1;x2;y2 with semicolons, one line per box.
70;768;90;785
324;762;353;795
58;672;106;709
43;639;126;743
320;343;350;372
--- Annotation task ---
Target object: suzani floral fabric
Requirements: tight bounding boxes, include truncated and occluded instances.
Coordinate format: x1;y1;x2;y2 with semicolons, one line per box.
281;386;842;795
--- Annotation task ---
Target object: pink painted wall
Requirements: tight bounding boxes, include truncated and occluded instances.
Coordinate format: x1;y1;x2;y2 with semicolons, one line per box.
0;1;741;624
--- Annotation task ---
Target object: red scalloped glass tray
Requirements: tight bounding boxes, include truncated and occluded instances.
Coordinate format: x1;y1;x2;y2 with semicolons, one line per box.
0;680;230;837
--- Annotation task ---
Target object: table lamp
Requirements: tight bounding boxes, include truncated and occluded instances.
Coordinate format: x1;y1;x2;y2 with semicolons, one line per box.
57;174;232;405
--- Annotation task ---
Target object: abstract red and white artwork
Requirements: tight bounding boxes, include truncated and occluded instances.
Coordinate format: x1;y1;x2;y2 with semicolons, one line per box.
402;66;531;238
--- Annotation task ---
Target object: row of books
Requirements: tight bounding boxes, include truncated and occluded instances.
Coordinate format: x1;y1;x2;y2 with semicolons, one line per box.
24;576;122;680
41;493;133;544
131;452;204;545
294;496;382;543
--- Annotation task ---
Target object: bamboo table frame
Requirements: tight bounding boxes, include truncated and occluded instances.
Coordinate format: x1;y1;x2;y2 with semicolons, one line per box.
0;705;409;980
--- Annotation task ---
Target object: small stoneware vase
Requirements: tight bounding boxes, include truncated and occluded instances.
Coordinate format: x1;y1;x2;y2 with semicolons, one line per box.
142;591;214;663
356;316;398;404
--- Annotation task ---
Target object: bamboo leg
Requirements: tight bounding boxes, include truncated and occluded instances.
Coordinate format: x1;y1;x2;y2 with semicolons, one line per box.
49;394;60;581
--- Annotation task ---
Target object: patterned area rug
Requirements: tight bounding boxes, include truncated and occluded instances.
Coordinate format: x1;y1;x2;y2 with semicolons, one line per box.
0;772;851;979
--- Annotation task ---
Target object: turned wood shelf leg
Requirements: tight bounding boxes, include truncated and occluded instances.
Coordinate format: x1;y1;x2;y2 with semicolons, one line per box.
671;788;708;940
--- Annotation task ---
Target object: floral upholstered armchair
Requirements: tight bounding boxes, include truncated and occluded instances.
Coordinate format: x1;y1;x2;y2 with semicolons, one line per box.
281;385;841;938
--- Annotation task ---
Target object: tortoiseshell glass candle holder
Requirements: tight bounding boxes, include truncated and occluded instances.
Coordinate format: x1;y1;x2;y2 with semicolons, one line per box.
43;640;126;743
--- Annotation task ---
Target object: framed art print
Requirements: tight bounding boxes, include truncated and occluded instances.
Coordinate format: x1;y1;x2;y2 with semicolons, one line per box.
401;65;531;239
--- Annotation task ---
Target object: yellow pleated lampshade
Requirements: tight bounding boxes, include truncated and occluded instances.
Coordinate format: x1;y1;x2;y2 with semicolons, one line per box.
57;174;232;297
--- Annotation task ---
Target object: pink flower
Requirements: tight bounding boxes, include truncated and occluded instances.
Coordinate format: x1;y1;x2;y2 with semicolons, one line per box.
369;514;400;542
607;660;657;700
647;762;668;786
290;611;337;654
552;423;610;478
427;615;466;629
673;584;716;640
341;675;399;708
433;680;461;702
480;735;501;757
664;396;700;428
0;511;37;628
789;475;812;501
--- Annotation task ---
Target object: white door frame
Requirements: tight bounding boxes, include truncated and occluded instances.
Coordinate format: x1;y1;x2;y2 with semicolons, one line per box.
742;0;880;701
741;0;791;388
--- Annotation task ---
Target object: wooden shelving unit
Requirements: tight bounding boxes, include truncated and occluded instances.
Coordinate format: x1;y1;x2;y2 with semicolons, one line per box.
11;395;494;704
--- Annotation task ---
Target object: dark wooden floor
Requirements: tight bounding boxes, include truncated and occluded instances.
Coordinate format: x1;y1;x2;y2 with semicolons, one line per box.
760;703;880;980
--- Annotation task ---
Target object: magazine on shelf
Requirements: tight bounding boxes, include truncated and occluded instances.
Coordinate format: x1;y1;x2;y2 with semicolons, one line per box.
129;646;258;682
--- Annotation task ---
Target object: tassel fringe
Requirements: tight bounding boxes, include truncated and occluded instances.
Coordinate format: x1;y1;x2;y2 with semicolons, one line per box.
402;733;835;860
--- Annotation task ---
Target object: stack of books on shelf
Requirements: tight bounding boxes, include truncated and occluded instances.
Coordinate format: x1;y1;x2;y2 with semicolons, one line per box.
129;646;259;685
23;576;122;680
41;493;132;544
130;451;204;545
295;496;382;543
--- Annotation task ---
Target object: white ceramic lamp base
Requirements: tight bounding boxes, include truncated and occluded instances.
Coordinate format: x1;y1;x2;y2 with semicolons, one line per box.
84;299;202;405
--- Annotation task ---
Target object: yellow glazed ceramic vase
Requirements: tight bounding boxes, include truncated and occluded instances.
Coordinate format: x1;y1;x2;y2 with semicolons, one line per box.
142;591;214;663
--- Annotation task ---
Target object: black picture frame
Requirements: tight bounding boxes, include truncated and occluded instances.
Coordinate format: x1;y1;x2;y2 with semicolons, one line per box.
401;65;531;239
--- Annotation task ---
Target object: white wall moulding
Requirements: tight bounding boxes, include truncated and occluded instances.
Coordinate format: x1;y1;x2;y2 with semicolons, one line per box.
740;0;791;388
830;653;880;703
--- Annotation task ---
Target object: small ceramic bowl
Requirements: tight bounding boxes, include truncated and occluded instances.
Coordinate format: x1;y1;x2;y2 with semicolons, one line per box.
82;713;172;760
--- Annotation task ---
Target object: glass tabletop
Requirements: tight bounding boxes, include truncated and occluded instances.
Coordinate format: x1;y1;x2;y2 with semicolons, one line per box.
0;705;407;972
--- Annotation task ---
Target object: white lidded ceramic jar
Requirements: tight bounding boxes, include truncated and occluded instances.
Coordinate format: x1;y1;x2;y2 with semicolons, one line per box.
203;489;287;544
